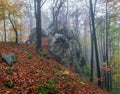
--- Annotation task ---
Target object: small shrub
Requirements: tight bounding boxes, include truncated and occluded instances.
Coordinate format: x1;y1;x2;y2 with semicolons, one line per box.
55;66;62;71
4;68;13;74
38;51;46;57
46;55;50;59
62;76;71;84
77;78;81;83
45;78;57;93
37;86;48;94
21;48;27;51
27;53;32;59
64;77;71;83
55;71;61;76
80;81;85;85
38;51;50;59
35;60;39;64
90;91;95;94
60;70;70;75
36;70;46;76
77;78;85;85
6;81;14;88
46;67;50;71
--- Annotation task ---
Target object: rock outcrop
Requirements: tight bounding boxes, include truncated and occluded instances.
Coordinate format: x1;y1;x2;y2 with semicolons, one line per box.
49;33;85;73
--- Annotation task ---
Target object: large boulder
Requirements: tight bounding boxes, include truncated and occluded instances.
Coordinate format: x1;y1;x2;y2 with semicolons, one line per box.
2;53;18;66
49;34;85;73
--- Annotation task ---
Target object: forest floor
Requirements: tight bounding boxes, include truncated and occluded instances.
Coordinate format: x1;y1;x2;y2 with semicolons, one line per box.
0;37;110;94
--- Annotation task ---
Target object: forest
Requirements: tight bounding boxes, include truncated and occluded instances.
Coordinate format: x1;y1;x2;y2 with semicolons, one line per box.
0;0;120;94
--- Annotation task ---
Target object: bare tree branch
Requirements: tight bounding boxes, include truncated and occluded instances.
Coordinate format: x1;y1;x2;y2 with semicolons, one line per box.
41;0;47;7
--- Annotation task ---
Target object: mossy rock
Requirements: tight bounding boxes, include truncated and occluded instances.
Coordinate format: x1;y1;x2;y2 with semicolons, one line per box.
2;53;18;66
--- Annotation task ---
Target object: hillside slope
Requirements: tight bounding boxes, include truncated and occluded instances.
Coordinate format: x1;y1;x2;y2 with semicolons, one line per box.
0;37;110;94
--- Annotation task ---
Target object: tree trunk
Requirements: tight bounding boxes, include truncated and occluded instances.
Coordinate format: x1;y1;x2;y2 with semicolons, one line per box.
3;19;6;42
90;21;94;82
105;0;111;91
9;14;18;43
90;33;94;82
36;0;42;52
89;8;94;82
89;0;101;87
15;30;18;43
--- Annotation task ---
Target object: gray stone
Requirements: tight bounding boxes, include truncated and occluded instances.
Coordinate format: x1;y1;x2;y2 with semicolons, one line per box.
49;33;85;72
2;53;18;66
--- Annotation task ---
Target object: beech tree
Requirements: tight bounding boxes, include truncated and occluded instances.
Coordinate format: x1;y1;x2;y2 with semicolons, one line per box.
34;0;47;52
89;0;101;87
0;0;26;43
34;0;42;52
